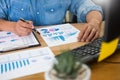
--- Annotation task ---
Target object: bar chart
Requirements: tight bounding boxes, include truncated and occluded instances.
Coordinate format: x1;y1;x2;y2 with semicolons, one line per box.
0;47;55;80
0;59;30;74
38;24;80;47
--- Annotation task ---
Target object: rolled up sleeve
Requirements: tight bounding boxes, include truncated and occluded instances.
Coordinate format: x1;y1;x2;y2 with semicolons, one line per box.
69;0;103;23
0;0;8;20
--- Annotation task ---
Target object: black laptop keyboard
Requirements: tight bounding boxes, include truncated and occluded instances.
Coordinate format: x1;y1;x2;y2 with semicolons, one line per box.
56;37;103;64
71;37;103;64
56;37;120;64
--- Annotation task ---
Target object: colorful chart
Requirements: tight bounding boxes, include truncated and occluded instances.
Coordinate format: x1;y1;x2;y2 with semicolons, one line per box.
0;31;39;52
0;59;30;74
37;24;80;47
0;47;55;80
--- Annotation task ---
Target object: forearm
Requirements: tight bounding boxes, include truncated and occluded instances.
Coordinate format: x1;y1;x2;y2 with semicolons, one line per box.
0;19;16;32
86;11;103;27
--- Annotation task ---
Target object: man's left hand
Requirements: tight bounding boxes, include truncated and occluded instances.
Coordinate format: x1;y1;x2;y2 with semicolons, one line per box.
78;22;100;42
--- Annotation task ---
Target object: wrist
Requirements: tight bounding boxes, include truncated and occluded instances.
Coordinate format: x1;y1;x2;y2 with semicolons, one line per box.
0;20;15;32
4;21;16;33
10;22;17;33
88;19;101;27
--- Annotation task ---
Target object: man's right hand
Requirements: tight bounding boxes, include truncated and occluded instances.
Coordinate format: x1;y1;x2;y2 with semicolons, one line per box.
13;20;34;36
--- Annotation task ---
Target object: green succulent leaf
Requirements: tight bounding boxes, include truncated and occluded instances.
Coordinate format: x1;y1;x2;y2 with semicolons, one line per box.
53;50;83;78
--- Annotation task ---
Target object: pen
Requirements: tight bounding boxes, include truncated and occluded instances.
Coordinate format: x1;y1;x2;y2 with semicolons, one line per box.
20;18;40;35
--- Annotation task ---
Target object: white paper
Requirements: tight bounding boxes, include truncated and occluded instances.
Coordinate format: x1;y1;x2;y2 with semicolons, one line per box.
37;24;80;47
0;31;39;52
0;47;55;80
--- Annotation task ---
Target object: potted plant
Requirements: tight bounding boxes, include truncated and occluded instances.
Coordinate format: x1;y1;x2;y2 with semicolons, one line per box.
45;50;91;80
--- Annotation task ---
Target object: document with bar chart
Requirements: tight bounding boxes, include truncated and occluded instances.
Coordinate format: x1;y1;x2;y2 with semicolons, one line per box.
0;31;40;52
37;24;80;47
0;47;55;80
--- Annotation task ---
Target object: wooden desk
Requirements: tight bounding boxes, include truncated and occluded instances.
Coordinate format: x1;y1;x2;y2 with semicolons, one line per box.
6;23;120;80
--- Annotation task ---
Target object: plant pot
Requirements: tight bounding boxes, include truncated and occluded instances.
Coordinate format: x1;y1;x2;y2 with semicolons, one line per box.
45;64;91;80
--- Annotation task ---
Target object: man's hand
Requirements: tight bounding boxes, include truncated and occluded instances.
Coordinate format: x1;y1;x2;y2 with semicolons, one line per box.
78;11;103;42
78;22;100;42
13;20;34;36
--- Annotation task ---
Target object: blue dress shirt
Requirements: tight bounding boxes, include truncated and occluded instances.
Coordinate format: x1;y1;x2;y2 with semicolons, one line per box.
0;0;103;26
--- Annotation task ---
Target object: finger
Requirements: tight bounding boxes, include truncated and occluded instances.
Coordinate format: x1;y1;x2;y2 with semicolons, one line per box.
91;32;99;41
19;26;32;34
81;26;92;42
19;29;31;36
27;21;33;24
18;20;33;29
86;28;96;42
77;32;81;42
27;21;34;29
19;31;31;36
78;25;88;41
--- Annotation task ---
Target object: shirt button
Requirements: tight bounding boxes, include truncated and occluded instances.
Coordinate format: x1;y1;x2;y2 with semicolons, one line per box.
37;12;39;14
50;9;54;12
21;8;24;11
